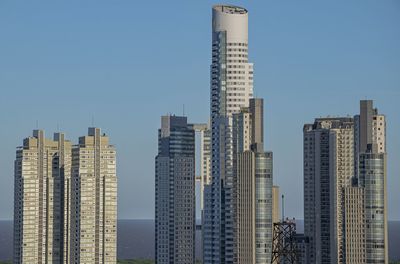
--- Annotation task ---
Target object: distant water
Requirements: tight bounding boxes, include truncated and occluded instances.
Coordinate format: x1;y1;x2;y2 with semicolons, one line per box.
0;220;399;261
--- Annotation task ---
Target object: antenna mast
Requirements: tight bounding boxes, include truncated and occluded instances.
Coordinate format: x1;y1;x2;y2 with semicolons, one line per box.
282;194;285;222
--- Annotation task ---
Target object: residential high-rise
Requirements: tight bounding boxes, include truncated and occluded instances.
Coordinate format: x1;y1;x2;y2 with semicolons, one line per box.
234;98;273;263
203;5;254;263
355;100;388;264
303;100;388;264
343;186;365;263
14;130;72;264
359;149;387;263
303;117;354;263
70;128;117;263
14;128;117;264
354;100;386;177
155;116;195;264
236;151;273;264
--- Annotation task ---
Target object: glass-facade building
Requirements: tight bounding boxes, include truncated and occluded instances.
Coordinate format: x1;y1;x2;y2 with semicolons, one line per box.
155;116;196;264
359;151;387;264
255;152;273;263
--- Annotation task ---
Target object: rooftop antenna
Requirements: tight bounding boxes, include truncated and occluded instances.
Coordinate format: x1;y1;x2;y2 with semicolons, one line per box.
91;115;95;127
57;123;60;132
183;104;185;116
36;120;39;129
282;194;285;222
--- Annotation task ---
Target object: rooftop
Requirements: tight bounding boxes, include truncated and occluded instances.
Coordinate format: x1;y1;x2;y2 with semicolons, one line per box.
213;5;247;15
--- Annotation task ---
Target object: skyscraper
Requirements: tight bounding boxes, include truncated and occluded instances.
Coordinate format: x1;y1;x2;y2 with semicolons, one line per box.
203;5;254;263
70;128;117;264
355;100;388;264
14;127;117;264
303;100;388;264
303;117;354;263
234;98;273;263
155;115;195;264
14;130;72;264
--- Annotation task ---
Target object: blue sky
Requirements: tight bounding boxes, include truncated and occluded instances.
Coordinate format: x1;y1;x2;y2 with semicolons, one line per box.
0;1;399;220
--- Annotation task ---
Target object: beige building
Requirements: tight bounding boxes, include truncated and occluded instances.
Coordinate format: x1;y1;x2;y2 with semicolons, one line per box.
234;98;273;264
344;186;365;263
272;186;280;224
14;128;117;264
236;151;256;263
14;130;72;264
70;128;117;264
372;114;386;153
329;120;355;264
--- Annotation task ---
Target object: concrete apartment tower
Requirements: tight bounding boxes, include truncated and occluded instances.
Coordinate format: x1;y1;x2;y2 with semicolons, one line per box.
70;128;117;264
14;128;117;264
234;98;273;263
303;117;354;263
155;116;195;264
203;5;253;263
303;100;388;264
14;130;72;264
343;186;366;263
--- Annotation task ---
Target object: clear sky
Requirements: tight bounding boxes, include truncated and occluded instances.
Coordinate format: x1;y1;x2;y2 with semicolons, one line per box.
0;1;399;220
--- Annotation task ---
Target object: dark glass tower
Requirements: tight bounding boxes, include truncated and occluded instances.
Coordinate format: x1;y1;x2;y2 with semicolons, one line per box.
155;115;195;264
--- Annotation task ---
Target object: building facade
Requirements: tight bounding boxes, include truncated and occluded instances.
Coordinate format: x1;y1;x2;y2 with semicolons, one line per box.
14;130;72;264
70;128;117;263
343;186;365;263
234;99;273;264
355;100;388;264
303;100;388;264
155;116;195;264
14;127;117;264
294;233;310;264
303;117;354;264
190;123;211;212
272;186;280;225
359;151;387;263
203;5;254;263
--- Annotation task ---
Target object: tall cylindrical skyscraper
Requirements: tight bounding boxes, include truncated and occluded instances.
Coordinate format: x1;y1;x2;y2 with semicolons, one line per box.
203;5;254;264
210;5;253;119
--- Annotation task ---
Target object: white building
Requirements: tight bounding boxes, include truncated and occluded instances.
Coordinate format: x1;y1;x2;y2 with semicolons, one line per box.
203;5;254;263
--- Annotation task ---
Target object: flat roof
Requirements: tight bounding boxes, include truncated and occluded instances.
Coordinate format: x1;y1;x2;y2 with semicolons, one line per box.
213;5;247;15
